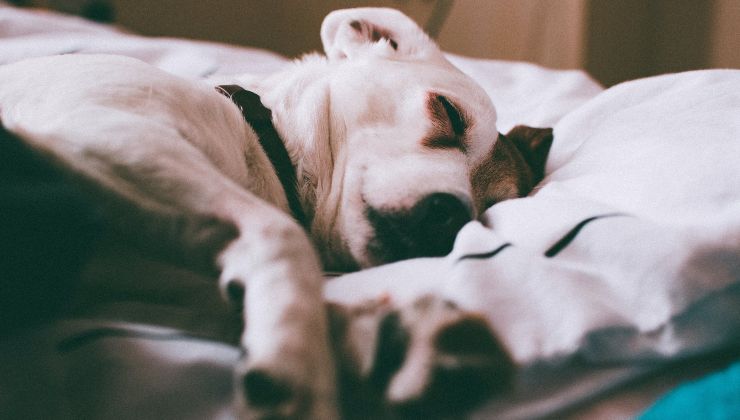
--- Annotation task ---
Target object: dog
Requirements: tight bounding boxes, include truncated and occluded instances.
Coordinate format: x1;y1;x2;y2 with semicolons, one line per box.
0;7;552;419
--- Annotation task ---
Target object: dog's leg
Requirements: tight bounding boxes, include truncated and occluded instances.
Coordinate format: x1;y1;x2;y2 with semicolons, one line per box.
0;53;336;417
219;211;337;419
14;123;337;419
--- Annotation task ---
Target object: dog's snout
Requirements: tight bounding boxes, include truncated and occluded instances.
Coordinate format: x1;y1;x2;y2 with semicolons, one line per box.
409;193;472;253
366;193;472;264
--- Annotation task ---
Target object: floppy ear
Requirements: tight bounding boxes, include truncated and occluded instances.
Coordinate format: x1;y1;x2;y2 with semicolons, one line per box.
320;8;441;61
504;125;553;185
471;126;553;210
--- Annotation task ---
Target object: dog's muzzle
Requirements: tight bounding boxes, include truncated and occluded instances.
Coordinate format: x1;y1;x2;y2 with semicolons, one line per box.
366;193;473;264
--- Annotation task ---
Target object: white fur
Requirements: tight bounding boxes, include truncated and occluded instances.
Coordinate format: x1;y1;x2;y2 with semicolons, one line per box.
0;8;503;418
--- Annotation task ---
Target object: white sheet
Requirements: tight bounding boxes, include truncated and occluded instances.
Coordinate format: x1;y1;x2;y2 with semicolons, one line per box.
327;69;740;362
326;70;740;417
326;70;740;418
2;3;738;419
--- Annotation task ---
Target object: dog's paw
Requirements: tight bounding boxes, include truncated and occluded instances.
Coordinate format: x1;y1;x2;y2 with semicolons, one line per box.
384;296;514;418
234;358;338;420
332;295;513;419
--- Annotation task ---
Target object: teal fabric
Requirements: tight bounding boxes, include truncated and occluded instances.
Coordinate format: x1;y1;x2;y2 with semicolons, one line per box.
640;362;740;420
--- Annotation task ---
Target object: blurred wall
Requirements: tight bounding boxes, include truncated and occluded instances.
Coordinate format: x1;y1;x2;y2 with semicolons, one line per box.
111;0;439;57
435;0;586;70
711;0;740;69
583;0;716;86
110;0;587;70
15;0;740;86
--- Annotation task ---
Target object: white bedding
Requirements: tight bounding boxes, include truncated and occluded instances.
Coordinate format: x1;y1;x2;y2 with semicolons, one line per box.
2;3;739;419
327;69;740;362
326;69;740;418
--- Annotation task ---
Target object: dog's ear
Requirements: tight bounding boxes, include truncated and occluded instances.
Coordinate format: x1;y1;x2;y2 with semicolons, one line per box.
505;125;553;185
320;8;440;61
471;126;553;210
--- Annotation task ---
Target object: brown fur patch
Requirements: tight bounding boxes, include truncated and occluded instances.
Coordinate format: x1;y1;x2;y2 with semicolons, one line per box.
471;134;529;211
471;126;553;212
422;93;468;152
505;125;553;184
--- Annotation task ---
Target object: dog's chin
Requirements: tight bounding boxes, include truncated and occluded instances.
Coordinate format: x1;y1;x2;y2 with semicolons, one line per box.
320;248;362;273
361;231;458;267
363;234;444;267
341;230;411;269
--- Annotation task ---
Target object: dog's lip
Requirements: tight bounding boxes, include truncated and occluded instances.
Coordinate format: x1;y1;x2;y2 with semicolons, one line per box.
362;194;473;265
363;212;407;266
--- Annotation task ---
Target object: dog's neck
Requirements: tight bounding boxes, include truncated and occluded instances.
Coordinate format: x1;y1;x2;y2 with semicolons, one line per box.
215;84;308;228
232;57;355;269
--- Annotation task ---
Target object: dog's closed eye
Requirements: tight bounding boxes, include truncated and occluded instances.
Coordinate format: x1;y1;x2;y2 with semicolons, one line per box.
424;94;468;152
438;95;466;137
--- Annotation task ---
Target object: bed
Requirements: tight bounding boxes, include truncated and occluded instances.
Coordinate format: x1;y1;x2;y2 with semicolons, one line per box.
1;3;739;419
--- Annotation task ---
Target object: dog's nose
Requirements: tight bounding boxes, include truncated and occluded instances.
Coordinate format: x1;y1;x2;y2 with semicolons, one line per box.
408;193;472;256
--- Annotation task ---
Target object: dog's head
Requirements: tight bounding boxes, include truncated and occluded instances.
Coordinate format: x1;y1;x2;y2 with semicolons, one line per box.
269;9;552;269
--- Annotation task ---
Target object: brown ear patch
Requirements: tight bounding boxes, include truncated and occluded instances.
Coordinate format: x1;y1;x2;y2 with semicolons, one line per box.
471;125;554;211
505;125;553;186
349;20;398;50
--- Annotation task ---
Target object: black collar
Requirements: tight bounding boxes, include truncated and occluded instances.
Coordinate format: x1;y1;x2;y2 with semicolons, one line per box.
216;85;307;227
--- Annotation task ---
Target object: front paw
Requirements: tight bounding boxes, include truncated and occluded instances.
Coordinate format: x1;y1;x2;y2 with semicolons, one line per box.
235;357;338;420
332;295;514;419
384;295;514;417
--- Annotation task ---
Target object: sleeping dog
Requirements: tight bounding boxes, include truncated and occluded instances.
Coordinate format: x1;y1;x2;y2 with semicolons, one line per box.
0;8;551;419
